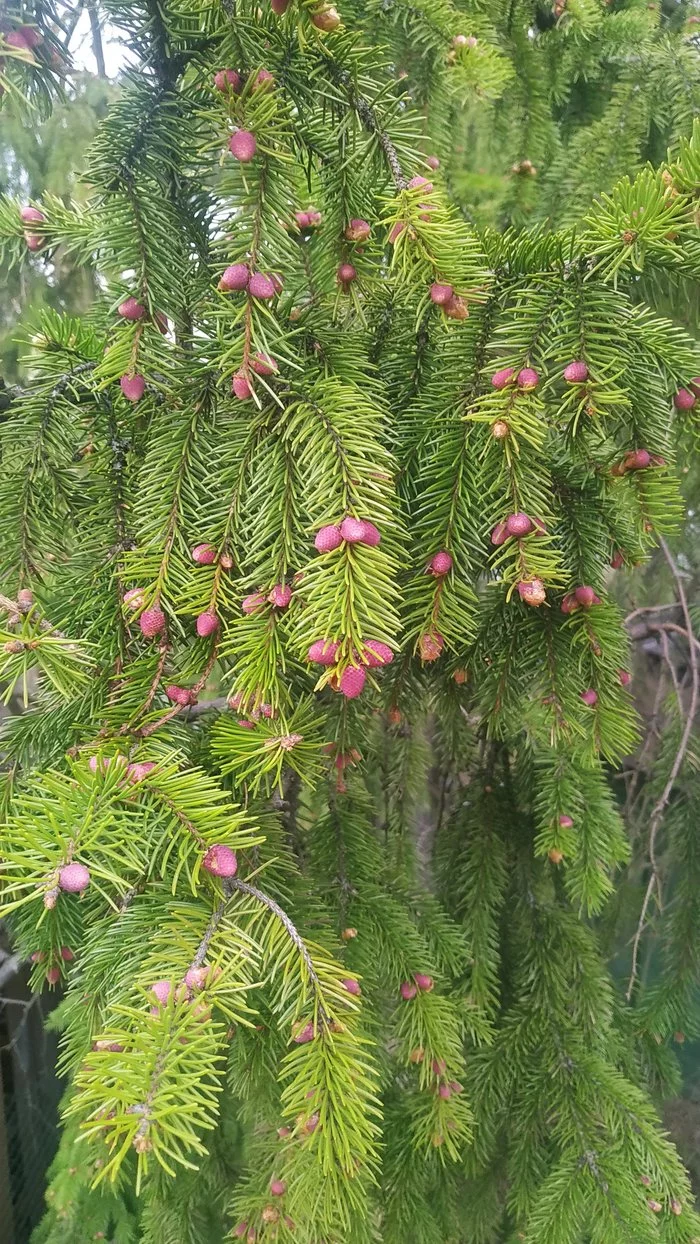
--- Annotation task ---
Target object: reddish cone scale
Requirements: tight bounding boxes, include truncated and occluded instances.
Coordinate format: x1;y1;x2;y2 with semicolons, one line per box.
580;689;598;707
185;966;209;991
24;232;43;251
337;262;357;285
559;815;574;829
560;593;578;614
202;844;238;877
340;516;366;543
407;175;433;192
58;863;90;893
218;264;249;292
214;68;241;92
363;640;393;667
415;973;434;992
342;978;361;995
252;352;277;376
517;579;546;606
548;848;564;865
253;68;274;89
308;639;339;664
517;367;539;390
674;388;696;410
232;371;252;400
426;154;440;169
248;272;276;300
429;551;453;574
127;761;156;783
60;946;74;961
388;220;406;243
430;283;453;306
268;584;292;608
360;520;381;546
506;512;534;537
118;297;146;321
419;632;444;661
315;524;342;552
192;543;216;564
229;130;257;162
270;1179;287;1197
574;585;600;608
444;295;468;320
46;967;61;985
242;592;265;614
400;981;417;1000
339;665;366;698
563;360;588;383
120;374;146;402
196;611;219;637
123;587;145;610
491;521;508;546
165;685;196;706
293;1020;315;1043
20;205;45;224
618;669;632;686
491;367;515;390
345;218;371;242
140;607;165;638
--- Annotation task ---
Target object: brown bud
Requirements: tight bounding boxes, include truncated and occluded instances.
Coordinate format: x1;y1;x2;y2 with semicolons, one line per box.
341;927;357;940
491;420;510;439
548;848;564;865
452;668;467;684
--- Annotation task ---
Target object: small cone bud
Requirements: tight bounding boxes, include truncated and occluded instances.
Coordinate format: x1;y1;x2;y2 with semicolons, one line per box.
491;521;508;546
409;1047;425;1063
388;220;406;244
430;282;453;306
414;973;434;992
165;685;196;706
342;978;361;995
196;611;219;637
218;264;249;292
517;367;539;389
229;130;257;162
345;218;371;242
339;665;366;698
491;367;515;389
254;69;274;89
674;388;696;410
453;668;467;684
123;587;145;610
618;669;632;686
426;154;440;169
580;688;598;707
24;233;43;251
232;371;252;400
118;297;146;321
139;607;165;638
120;374;146;402
248;272;276;300
312;6;341;29
315;524;342;552
443;295;468;320
17;588;34;612
561;593;579;614
268;583;292;608
407;175;433;192
559;815;573;829
438;1084;452;1099
202;844;238;877
548;848;564;864
363;640;393;667
214;68;241;92
341;927;357;940
184;966;209;991
58;863;90;893
400;980;417;1000
271;0;291;14
46;966;61;985
293;1020;315;1043
308;639;339;664
242;592;266;614
574;585;598;608
517;579;546;606
252;352;277;376
339;516;366;543
492;420;509;439
20;205;45;224
192;543;216;564
506;512;534;537
563;360;588;383
337;262;357;285
270;1178;287;1196
419;632;444;662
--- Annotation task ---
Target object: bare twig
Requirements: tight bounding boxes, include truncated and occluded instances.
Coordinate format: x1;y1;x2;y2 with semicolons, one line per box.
626;538;699;1002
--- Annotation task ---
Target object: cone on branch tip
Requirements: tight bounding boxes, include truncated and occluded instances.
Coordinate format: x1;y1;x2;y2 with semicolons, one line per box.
563;360;588;383
202;844;238;877
229;130;257;162
58;863;90;894
118;297;146;321
139;607;166;638
120;374;145;402
196;611;219;637
218;264;249;292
